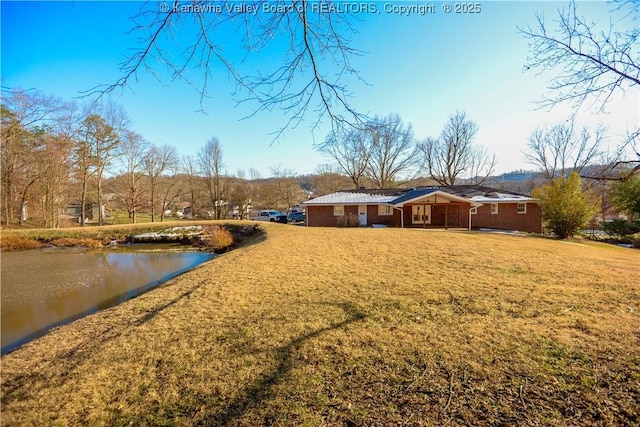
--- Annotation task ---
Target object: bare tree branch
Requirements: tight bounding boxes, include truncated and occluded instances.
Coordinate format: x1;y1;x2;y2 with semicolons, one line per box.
520;0;639;112
365;114;417;188
87;1;367;138
523;118;605;181
417;111;494;185
315;123;374;188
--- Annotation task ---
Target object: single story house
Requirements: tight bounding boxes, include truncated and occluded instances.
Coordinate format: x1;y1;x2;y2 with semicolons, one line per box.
61;202;105;222
303;185;542;233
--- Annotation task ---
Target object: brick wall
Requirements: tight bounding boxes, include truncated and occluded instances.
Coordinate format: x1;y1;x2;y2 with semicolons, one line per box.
366;205;402;227
307;205;339;227
308;202;542;233
307;205;401;227
471;202;542;233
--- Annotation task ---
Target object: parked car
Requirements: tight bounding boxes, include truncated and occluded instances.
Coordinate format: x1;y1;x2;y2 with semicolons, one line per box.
249;210;287;223
287;211;306;223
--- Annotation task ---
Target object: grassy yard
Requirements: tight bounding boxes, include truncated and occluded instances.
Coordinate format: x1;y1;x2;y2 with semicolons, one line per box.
1;224;639;426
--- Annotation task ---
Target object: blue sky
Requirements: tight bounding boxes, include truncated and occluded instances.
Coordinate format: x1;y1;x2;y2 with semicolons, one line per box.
2;1;638;178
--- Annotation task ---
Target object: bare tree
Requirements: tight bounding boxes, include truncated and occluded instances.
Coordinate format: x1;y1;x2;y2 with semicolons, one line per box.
198;137;226;219
523;119;605;181
227;170;253;219
144;144;178;222
245;167;265;211
14;128;47;225
418;111;495;185
45;102;83;228
315;125;373;189
467;144;497;186
96;0;366;136
0;88;67;137
269;165;305;211
365;114;417;188
520;0;639;112
520;0;639;180
311;164;353;196
158;164;183;222
181;154;205;218
36;131;75;228
74;116;97;227
581;130;640;181
1;89;68;226
82;112;122;226
118;131;149;223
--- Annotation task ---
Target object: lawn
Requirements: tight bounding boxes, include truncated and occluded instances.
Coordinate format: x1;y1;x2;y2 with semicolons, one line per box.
1;224;639;426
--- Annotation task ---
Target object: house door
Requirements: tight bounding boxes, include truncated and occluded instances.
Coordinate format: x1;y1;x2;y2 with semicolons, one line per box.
358;205;367;226
412;205;431;224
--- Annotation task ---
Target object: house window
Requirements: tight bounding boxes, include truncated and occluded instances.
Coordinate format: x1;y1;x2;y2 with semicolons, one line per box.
378;205;393;216
517;203;527;214
470;207;477;215
491;203;498;214
333;205;344;216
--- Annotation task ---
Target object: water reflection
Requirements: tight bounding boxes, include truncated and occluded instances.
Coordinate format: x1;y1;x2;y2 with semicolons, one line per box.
1;245;215;354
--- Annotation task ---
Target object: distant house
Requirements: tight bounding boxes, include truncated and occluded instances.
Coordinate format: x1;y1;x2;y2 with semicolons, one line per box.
303;185;542;233
61;202;105;223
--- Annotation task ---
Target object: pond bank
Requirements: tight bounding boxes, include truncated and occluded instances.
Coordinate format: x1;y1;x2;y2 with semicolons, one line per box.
0;221;263;252
0;222;264;355
1;245;217;354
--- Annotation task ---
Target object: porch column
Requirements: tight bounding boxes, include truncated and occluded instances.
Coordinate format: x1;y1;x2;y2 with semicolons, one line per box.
445;205;449;230
423;204;427;228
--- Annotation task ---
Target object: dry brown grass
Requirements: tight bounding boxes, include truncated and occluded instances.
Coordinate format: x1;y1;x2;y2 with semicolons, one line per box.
0;235;44;250
1;224;639;426
198;224;235;250
48;237;104;248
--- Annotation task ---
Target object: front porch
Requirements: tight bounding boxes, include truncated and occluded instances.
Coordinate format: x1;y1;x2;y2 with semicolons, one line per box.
399;203;473;229
393;190;480;230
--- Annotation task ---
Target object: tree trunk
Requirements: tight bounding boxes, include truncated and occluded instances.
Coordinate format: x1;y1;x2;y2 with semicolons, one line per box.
18;179;37;225
97;168;104;226
80;172;88;227
150;180;156;223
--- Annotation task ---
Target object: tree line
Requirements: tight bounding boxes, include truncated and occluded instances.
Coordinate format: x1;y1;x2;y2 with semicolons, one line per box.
0;87;502;229
2;86;638;235
0;89;326;227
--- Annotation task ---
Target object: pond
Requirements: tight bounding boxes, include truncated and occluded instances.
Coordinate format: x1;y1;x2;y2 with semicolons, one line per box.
1;244;215;354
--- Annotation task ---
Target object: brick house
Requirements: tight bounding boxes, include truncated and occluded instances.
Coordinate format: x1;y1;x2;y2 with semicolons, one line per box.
303;185;542;233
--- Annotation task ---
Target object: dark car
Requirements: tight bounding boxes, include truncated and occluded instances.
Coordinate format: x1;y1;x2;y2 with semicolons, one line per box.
287;211;306;223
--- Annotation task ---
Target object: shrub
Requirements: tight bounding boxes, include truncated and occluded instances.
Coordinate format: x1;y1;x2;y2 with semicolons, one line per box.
609;175;640;222
0;236;44;251
532;172;599;239
602;219;640;241
336;213;360;227
199;225;234;249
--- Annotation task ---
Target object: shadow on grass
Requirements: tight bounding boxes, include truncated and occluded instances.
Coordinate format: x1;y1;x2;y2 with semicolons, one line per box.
0;277;213;403
2;298;368;425
210;301;367;426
